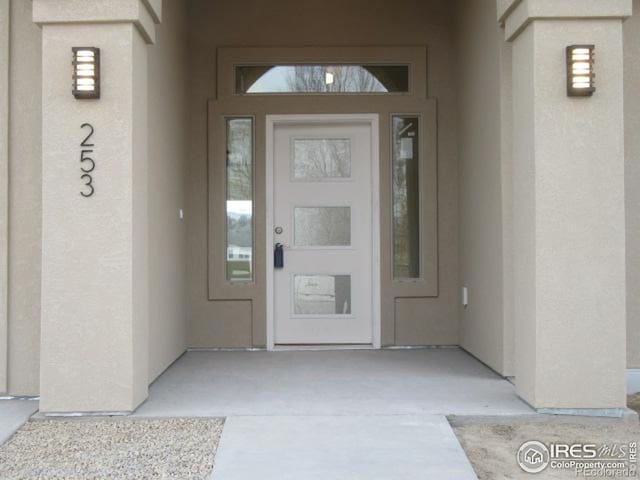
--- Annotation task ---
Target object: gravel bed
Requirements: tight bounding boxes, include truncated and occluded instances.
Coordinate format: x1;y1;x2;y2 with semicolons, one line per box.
0;417;224;479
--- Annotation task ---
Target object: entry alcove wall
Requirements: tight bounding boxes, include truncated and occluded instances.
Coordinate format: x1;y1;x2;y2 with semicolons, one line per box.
185;0;461;348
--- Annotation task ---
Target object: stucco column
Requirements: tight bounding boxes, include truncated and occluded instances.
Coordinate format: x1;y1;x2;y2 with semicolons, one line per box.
498;0;631;414
33;0;160;413
0;0;9;394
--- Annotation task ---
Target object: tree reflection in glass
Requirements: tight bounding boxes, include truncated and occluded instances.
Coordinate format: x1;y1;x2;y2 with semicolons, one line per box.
392;116;420;279
293;139;351;180
226;118;253;281
294;207;351;246
285;66;387;93
237;65;409;94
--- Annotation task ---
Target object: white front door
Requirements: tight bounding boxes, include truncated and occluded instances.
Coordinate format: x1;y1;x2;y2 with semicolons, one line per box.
270;117;377;345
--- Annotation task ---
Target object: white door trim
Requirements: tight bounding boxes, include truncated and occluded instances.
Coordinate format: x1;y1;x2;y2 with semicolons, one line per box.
266;114;380;350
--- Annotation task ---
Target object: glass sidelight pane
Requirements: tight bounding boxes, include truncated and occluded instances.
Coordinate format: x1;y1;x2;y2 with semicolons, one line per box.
226;118;253;282
294;275;351;315
294;207;351;247
236;65;409;94
392;115;420;279
292;139;351;180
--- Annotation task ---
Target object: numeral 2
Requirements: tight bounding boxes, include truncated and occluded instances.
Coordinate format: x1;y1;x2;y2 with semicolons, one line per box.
81;123;95;147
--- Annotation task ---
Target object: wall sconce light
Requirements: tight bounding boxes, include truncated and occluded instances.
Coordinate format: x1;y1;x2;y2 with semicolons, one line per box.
72;47;100;99
566;45;595;97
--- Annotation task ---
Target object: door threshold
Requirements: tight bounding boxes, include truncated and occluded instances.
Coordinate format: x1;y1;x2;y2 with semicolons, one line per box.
273;344;376;351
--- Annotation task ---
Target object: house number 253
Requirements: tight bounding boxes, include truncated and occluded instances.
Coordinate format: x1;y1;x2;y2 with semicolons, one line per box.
79;123;95;197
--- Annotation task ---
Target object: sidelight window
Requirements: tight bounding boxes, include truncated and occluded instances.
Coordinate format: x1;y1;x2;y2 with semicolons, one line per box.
392;115;420;279
226;118;254;282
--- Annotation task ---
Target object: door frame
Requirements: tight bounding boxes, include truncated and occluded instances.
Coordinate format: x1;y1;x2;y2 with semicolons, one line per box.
266;114;381;350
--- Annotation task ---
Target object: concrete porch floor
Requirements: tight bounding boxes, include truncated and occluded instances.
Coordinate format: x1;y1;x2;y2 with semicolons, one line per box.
134;347;532;417
0;348;533;479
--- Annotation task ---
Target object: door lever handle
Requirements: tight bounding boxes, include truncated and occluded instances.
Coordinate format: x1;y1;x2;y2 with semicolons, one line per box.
274;243;284;269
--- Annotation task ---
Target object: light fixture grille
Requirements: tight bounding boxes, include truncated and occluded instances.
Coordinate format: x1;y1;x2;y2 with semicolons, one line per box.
72;47;100;99
567;45;595;97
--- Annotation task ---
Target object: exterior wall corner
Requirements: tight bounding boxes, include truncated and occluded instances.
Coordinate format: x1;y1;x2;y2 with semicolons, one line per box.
497;0;521;25
32;0;160;44
501;0;633;42
141;0;162;24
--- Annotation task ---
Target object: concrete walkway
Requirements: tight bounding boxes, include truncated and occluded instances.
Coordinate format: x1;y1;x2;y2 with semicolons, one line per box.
0;399;38;445
135;348;532;417
211;415;478;480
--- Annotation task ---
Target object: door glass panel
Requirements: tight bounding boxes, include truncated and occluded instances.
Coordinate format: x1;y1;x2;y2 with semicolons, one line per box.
226;118;253;282
236;65;409;94
392;115;420;279
292;139;351;180
294;275;351;315
294;207;351;247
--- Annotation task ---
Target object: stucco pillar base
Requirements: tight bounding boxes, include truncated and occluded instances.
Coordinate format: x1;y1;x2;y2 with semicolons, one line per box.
34;2;157;413
501;1;629;411
535;407;638;421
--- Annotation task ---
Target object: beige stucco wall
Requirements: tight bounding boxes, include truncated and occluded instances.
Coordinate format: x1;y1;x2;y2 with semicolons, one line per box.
186;0;461;347
146;0;188;382
6;0;42;396
625;0;640;368
0;0;9;394
455;0;514;376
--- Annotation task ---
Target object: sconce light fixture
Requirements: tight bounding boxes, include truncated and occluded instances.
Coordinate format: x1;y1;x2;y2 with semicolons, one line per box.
72;47;100;99
566;45;595;97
